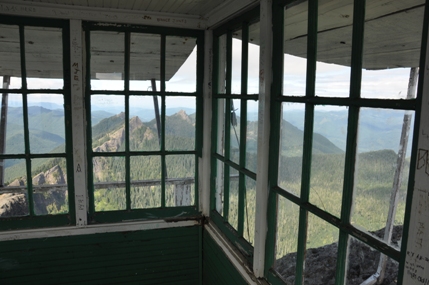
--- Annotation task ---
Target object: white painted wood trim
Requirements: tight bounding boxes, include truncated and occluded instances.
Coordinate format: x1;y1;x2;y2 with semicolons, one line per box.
70;19;88;227
402;15;429;285
0;0;206;30
200;29;213;216
205;222;268;285
0;220;199;241
205;0;260;29
253;0;273;278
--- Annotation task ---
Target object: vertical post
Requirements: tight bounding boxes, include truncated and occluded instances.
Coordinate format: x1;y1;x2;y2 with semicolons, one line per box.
151;78;162;146
254;0;273;277
0;75;10;187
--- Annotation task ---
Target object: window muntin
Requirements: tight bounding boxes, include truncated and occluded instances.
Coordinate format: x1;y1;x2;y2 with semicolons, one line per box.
0;19;73;229
85;23;202;222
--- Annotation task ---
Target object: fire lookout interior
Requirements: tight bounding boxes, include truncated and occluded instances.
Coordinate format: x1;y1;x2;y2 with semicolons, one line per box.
1;0;429;284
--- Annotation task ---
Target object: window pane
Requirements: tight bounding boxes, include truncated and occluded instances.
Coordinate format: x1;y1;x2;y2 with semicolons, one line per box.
165;36;197;93
93;156;126;211
230;99;240;165
283;1;307;96
278;103;305;196
131;156;161;209
130;33;161;91
275;197;299;283
2;94;24;155
91;95;125;153
214;159;224;215
25;27;63;89
245;100;258;173
243;176;256;245
352;108;413;241
165;154;195;207
216;99;225;156
32;158;68;215
28;94;65;154
0;158;28;217
165;96;195;151
217;34;227;94
248;22;260;94
232;30;242;94
315;0;352;98
228;166;239;230
309;106;347;217
91;31;124;91
0;24;21;89
129;95;161;152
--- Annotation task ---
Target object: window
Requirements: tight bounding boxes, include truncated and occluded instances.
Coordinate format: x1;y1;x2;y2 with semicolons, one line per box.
211;8;260;260
84;23;204;223
0;16;74;230
266;1;424;284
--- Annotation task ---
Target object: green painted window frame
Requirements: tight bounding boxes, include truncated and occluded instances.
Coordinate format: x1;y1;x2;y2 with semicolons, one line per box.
210;7;260;263
83;22;204;224
265;0;429;284
0;15;75;230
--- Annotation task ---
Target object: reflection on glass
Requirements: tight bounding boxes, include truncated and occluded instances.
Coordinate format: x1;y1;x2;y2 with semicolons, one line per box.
0;159;28;217
165;154;195;207
91;31;124;91
131;156;161;209
165;36;197;92
230;99;240;165
130;33;161;91
0;24;21;89
129;96;161;151
25;27;63;89
217;34;227;94
28;94;65;154
283;1;307;96
216;99;225;156
215;159;224;215
228;166;239;230
91;95;125;152
346;236;399;285
248;22;260;94
246;100;258;173
232;31;242;94
310;106;347;217
352;108;413;240
32;158;68;215
93;156;126;211
0;94;24;155
165;96;195;151
243;177;256;245
278;103;305;196
315;0;352;98
275;197;299;283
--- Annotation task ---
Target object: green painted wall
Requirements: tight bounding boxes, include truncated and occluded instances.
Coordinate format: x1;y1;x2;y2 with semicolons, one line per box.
202;229;248;285
0;226;201;285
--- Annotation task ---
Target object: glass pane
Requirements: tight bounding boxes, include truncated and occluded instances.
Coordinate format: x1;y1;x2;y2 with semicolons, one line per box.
346;236;399;284
228;166;239;230
129;96;161;151
91;95;125;153
275;197;299;283
248;22;260;94
245;100;258;173
352;108;413;241
361;1;423;99
243;176;256;245
130;33;161;91
25;27;63;89
131;156;161;209
2;94;24;155
0;158;28;217
32;158;68;215
283;1;308;96
93;156;126;211
216;99;225;156
217;34;227;94
165;154;195;207
165;96;195;151
0;24;21;89
303;213;339;285
215;159;224;215
232;30;242;94
278;103;305;196
309;106;347;217
28;94;65;154
91;31;124;91
315;0;352;98
230;99;240;165
165;36;197;92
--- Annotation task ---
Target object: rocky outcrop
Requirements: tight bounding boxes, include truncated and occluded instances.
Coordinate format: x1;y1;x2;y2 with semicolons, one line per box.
0;193;28;217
